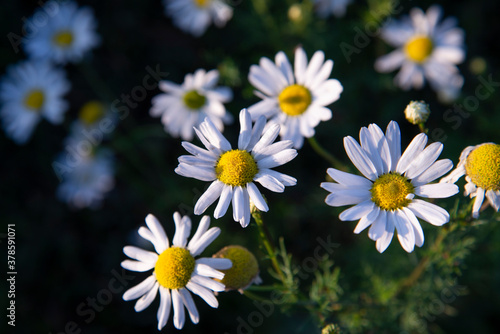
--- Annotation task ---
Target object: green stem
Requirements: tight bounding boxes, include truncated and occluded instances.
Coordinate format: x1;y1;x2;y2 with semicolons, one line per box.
418;122;428;134
307;136;348;171
395;222;455;295
251;209;287;284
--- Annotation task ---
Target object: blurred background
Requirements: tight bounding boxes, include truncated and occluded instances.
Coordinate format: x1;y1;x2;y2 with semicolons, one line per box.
1;0;500;333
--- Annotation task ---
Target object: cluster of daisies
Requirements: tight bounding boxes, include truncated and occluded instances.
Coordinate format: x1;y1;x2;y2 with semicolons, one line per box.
0;1;115;208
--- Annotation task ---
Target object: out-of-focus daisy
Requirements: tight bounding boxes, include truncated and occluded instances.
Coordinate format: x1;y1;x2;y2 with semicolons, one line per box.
314;0;353;18
150;69;232;141
163;0;233;37
175;108;297;228
0;60;69;144
122;213;232;330
248;47;343;149
64;101;116;149
441;143;500;218
24;0;100;64
56;149;114;209
374;5;465;98
321;121;458;253
213;245;262;293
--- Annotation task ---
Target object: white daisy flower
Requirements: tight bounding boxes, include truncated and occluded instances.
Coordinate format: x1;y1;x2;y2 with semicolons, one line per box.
121;213;232;330
248;47;343;149
440;143;500;218
374;5;465;98
56;149;114;209
150;69;233;141
175;108;298;228
314;0;353;18
321;121;459;253
163;0;233;37
24;1;100;64
0;60;69;145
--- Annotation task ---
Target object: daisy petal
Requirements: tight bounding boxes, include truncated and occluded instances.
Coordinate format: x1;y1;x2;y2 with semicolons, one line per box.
339;200;376;221
145;214;169;253
194;181;224;215
188;227;221;256
123;246;158;265
186;281;219;308
353;205;380;234
414;183;458;198
472;188;485;218
157;287;171;330
368;209;387;240
397;133;427;174
134;282;159;312
343;136;378;181
123;275;157;301
190;274;226;292
214;185;233;219
121;260;155;272
172;289;185;329
196;257;232;270
408;199;449;226
179;288;199;324
247;182;269;212
375;218;395;253
394;210;415;253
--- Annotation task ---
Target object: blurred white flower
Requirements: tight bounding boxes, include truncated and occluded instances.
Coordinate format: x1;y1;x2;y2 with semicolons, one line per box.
24;0;100;64
0;60;69;144
175;109;297;228
56;149;114;209
163;0;233;37
122;213;232;330
248;47;343;149
375;5;465;99
441;143;500;218
321;121;458;253
314;0;353;18
150;69;232;141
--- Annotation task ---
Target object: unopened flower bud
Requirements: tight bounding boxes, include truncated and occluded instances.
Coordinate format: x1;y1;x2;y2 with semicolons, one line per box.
404;100;430;125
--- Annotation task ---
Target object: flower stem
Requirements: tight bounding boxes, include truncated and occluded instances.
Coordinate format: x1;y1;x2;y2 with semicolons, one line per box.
308;136;348;171
251;209;287;283
395;226;450;295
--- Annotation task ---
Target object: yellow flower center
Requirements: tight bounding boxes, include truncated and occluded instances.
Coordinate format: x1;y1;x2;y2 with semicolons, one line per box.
155;247;195;290
24;89;45;111
194;0;210;7
465;143;500;191
278;84;312;117
215;150;258;187
53;30;74;48
79;101;106;125
404;36;433;63
183;90;206;110
370;172;415;211
213;245;259;291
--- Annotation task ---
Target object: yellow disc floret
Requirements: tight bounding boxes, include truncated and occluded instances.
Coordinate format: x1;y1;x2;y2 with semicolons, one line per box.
216;150;258;187
79;101;106;125
278;84;312;116
213;245;259;291
465;143;500;191
155;247;195;290
370;172;415;211
194;0;210;8
404;36;433;63
53;30;74;48
24;89;45;111
183;90;206;110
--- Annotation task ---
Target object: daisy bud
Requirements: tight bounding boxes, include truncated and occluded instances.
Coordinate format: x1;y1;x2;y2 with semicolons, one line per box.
404;100;430;125
213;245;262;292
